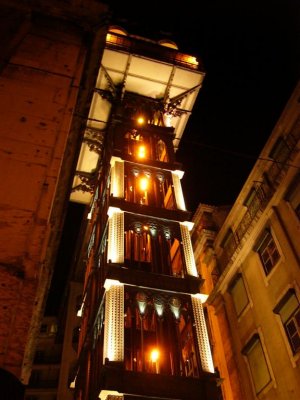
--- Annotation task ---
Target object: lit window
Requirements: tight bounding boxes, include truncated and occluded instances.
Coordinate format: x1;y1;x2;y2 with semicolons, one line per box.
274;289;300;354
254;229;280;275
242;334;272;394
228;273;249;317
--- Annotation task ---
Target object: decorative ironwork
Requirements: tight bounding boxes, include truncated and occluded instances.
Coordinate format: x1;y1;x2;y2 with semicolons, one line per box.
164;84;201;117
153;295;165;317
169;296;181;319
83;127;105;155
125;214;180;239
72;171;98;194
94;88;114;103
136;292;148;315
100;64;117;98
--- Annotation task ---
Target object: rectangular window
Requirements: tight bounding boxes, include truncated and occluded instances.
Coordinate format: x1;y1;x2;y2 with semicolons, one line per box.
286;174;300;220
242;334;272;394
269;136;290;164
229;273;249;317
254;229;280;275
274;289;300;354
221;228;234;249
244;186;266;218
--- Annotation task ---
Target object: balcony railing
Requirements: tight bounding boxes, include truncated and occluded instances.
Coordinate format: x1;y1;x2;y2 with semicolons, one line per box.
219;122;300;272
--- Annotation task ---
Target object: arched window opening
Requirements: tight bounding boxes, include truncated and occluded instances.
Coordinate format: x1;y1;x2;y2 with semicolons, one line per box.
124;165;175;209
124;217;185;277
124;131;170;163
124;289;200;377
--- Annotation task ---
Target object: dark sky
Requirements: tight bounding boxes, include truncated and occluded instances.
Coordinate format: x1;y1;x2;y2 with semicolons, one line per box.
109;0;300;212
46;0;299;315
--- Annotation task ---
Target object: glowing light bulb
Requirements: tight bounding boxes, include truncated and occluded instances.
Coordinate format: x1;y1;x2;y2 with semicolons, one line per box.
150;349;159;363
137;116;145;125
138;145;146;158
139;177;148;191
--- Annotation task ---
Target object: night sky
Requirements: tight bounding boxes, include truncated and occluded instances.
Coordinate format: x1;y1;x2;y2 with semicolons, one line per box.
46;0;300;315
109;0;300;212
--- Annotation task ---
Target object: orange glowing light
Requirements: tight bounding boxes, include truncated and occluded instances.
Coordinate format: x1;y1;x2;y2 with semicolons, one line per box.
150;349;159;362
137;116;145;125
106;33;118;44
186;55;198;65
137;145;146;159
139;177;148;191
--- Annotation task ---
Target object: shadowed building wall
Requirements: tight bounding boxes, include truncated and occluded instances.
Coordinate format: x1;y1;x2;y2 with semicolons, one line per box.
0;0;109;391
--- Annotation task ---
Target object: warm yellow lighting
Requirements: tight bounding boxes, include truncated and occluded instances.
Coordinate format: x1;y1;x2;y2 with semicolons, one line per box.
136;292;148;315
106;33;118;44
69;378;76;389
77;295;86;317
159;39;179;50
154;296;164;317
137;145;146;158
192;293;209;303
106;27;127;44
176;53;199;67
139;177;148;191
137;116;145;125
104;279;122;290
181;220;194;231
163;113;173;127
169;297;181;319
187;56;199;65
150;349;159;362
103;283;124;363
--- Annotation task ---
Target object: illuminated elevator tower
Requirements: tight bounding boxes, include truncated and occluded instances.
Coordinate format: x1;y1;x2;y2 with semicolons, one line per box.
73;26;220;400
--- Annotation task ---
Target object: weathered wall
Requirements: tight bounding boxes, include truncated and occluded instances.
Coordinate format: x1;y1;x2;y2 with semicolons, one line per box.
0;0;108;386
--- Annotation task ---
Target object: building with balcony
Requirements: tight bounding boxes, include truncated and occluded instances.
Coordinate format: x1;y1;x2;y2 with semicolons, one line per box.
69;25;221;400
192;80;300;399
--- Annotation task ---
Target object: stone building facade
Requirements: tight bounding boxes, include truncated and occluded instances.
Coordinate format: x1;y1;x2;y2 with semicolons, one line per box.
0;0;108;393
